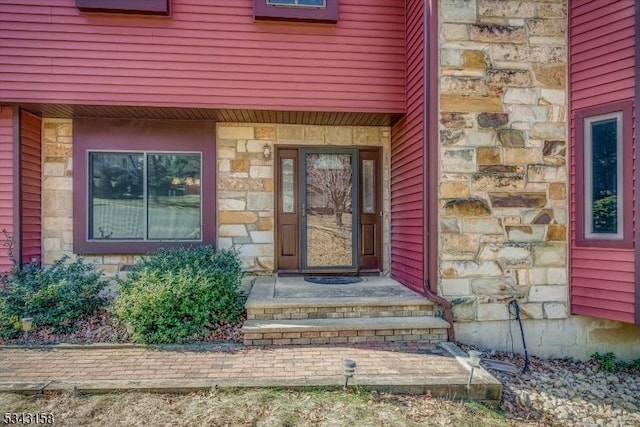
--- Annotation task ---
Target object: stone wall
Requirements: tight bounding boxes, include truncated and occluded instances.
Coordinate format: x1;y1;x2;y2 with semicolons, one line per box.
438;0;568;322
42;119;140;275
41;120;390;276
216;123;391;273
42;119;74;266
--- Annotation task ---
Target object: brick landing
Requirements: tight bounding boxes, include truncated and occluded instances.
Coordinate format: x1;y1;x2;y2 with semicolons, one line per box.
0;342;501;405
243;276;450;346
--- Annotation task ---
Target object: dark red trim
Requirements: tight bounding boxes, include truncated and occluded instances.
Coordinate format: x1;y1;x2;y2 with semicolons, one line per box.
424;0;454;341
19;110;42;266
76;0;170;15
634;0;640;326
73;118;215;255
425;0;438;294
12;107;20;268
567;2;574;317
574;100;634;249
254;0;337;23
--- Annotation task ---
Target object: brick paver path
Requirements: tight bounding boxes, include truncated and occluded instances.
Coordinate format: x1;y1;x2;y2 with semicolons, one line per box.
0;343;479;392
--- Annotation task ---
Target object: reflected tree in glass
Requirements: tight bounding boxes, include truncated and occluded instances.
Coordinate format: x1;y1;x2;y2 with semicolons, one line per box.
147;154;201;240
306;154;352;227
591;119;618;234
90;153;144;239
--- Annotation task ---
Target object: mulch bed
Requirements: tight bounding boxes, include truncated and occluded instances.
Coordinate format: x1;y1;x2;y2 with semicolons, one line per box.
0;309;245;345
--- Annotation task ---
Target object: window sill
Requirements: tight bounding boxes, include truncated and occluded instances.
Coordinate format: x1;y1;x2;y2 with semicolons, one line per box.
254;0;337;23
74;240;210;255
76;0;170;16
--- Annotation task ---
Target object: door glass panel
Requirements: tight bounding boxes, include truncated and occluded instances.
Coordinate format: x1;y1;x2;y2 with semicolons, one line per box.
362;159;375;214
305;153;353;267
281;158;295;213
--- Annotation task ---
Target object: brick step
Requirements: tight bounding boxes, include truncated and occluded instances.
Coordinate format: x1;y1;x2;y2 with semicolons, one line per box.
242;316;449;346
246;298;435;320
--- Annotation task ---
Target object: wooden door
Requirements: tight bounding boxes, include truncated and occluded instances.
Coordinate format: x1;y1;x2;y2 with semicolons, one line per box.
275;148;300;271
276;147;382;273
358;149;382;272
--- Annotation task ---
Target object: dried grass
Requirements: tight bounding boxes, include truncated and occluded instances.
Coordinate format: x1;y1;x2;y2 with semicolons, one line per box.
0;389;522;427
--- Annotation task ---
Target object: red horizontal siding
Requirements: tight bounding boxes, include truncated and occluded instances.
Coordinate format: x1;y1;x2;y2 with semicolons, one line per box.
0;0;405;113
570;1;636;109
19;111;41;266
0;108;15;273
569;0;637;324
390;0;423;294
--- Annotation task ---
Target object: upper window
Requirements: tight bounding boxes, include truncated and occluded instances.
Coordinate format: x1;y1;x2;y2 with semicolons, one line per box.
267;0;326;7
575;101;633;248
73;119;215;255
76;0;170;15
254;0;337;23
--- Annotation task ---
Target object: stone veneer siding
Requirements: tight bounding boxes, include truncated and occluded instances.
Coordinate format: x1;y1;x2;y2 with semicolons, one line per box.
41;120;390;275
438;0;568;322
42;119;141;275
216;123;391;273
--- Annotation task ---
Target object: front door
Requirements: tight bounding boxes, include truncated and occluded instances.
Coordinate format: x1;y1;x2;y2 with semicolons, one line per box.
275;147;381;273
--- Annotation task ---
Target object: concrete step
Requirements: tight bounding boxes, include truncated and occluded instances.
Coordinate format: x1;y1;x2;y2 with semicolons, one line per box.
242;316;450;346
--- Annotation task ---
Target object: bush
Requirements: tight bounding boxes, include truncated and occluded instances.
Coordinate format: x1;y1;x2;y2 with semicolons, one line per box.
0;257;108;338
111;246;244;344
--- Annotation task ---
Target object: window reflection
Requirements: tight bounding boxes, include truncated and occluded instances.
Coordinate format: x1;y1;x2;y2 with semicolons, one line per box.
90;153;144;239
282;158;295;213
147;154;201;239
590;119;618;235
362;159;375;214
89;152;201;240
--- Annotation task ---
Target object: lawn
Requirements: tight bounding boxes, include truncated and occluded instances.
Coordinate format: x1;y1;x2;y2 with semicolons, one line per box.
0;389;533;427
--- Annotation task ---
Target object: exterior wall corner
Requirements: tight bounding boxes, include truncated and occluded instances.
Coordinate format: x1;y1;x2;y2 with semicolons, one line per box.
437;0;569;323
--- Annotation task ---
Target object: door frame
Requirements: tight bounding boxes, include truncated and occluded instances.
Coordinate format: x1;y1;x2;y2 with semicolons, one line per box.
275;145;382;275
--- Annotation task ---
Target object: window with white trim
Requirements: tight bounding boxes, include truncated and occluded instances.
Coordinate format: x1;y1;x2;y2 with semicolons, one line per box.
575;100;633;248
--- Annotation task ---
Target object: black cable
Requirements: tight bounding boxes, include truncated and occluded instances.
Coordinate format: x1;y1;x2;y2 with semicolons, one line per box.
508;306;515;354
508;299;529;374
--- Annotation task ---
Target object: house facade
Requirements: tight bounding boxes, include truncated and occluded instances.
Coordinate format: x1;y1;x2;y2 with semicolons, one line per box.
1;0;639;360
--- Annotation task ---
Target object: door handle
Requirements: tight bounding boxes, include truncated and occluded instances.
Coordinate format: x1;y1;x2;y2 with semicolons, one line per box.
302;203;306;217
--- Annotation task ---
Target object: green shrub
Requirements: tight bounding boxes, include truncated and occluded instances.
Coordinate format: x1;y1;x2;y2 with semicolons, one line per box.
591;352;618;372
111;246;244;344
0;257;108;338
591;352;640;372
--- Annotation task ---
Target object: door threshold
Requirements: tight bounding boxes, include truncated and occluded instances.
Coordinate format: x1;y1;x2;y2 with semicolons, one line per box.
278;270;358;277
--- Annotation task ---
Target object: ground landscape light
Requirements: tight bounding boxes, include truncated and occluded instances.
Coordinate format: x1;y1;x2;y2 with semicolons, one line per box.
21;317;34;343
468;350;482;368
342;358;357;390
466;350;482;393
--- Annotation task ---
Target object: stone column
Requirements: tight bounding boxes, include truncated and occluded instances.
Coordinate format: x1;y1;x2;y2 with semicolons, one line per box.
438;0;568;322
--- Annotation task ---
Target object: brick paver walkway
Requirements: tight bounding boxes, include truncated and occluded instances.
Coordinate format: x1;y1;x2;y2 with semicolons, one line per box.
0;343;501;401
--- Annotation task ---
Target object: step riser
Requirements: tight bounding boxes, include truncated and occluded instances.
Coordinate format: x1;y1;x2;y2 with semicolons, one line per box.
247;305;435;320
244;328;449;346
